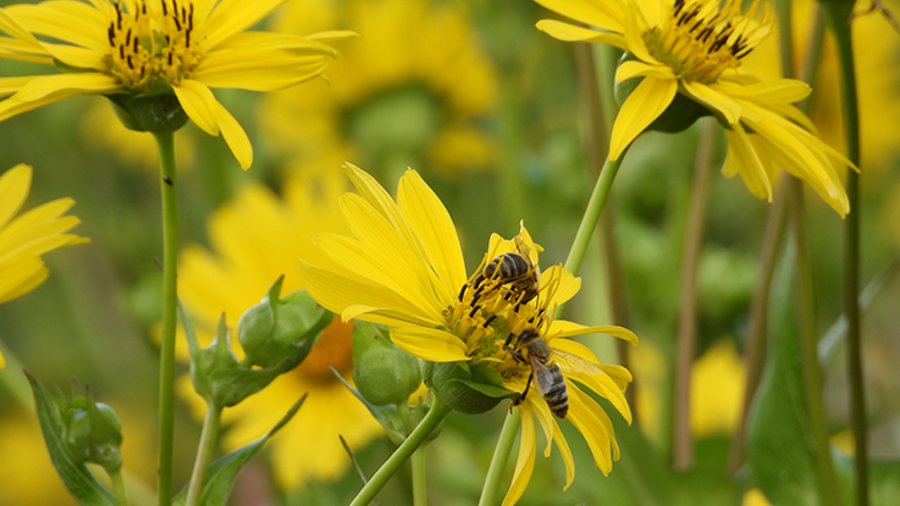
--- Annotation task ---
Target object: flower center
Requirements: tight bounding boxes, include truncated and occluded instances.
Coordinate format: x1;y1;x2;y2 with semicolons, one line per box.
294;319;355;384
103;0;203;90
642;0;772;83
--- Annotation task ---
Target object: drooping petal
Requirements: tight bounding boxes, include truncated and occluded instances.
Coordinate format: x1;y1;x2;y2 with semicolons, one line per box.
608;76;677;160
501;403;538;506
566;383;617;474
397;169;468;296
0;256;47;304
722;123;772;201
534;0;626;33
534;19;626;48
713;78;810;105
683;80;743;125
0;72;119;122
173;79;253;169
0;164;30;229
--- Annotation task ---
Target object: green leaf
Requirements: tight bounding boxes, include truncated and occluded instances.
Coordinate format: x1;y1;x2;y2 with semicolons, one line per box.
174;394;307;506
25;371;117;506
745;245;820;505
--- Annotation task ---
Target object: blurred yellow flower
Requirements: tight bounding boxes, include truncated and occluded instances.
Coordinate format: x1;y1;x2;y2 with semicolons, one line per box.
744;0;900;169
743;488;773;506
176;167;381;488
262;0;498;176
0;163;87;367
0;414;73;504
300;164;637;505
0;0;349;169
536;0;854;215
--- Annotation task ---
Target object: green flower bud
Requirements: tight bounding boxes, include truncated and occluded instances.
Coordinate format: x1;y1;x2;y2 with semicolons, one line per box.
614;54;709;134
191;315;241;402
424;361;514;414
351;322;422;406
238;276;334;369
62;394;123;474
106;85;188;133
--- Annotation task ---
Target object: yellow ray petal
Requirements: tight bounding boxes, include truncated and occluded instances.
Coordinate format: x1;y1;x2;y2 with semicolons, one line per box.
389;326;469;362
683;80;743;125
0;164;30;229
0;256;47;303
552;418;575;490
534;0;625;32
713;78;810;105
0;72;119;122
539;265;580;307
608;76;677;160
201;0;289;51
535;19;626;48
173;79;252;169
622;2;657;65
566;384;616;473
396;169;468;297
5;1;107;51
547;320;639;344
501;405;537;506
615;60;675;82
722;124;772;201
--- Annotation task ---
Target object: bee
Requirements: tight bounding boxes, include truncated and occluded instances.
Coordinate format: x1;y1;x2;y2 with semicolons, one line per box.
467;241;540;306
504;328;568;418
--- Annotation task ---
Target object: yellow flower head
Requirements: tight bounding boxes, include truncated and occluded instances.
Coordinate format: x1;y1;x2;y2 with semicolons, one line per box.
261;0;498;176
0;0;350;169
300;164;637;505
0;163;88;368
176;168;381;488
536;0;854;216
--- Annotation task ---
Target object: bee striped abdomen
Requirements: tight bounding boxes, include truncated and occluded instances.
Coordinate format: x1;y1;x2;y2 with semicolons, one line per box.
484;252;531;281
537;363;569;419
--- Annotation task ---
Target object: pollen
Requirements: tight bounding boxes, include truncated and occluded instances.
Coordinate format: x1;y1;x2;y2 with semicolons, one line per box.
643;0;773;83
103;0;203;90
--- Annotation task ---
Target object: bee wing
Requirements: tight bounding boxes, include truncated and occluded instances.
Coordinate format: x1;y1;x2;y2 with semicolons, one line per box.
529;357;555;396
548;348;633;421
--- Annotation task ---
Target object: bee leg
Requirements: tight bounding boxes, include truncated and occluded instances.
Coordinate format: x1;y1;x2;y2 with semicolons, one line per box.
503;342;526;363
457;282;468;302
482;314;497;328
513;369;534;406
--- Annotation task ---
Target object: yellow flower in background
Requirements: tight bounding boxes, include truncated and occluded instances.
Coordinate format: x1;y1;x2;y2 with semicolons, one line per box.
0;163;87;366
0;0;349;169
536;0;854;216
176;167;381;488
744;0;900;169
0;414;73;504
262;0;497;176
300;164;637;505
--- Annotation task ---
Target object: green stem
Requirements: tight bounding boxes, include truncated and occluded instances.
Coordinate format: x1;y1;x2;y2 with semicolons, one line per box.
185;403;222;506
110;469;129;506
564;154;625;275
350;399;450;506
672;119;717;470
153;130;178;506
410;438;428;506
478;410;521;506
789;180;841;506
822;3;868;504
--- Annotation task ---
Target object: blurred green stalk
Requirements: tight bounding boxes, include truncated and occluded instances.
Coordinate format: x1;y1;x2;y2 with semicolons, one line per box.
478;410;521;506
185;403;222;506
153;131;178;506
564;154;625;275
822;2;868;504
775;1;840;503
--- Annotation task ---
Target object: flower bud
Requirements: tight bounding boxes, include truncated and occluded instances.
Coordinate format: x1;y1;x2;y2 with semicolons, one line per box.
62;394;123;474
106;86;188;133
423;361;514;414
614;54;709;134
351;322;422;406
238;276;333;369
191;315;241;402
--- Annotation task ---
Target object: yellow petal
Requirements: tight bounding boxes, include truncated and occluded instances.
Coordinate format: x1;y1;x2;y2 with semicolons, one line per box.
0;73;119;122
0;256;47;303
615;60;675;82
622;2;657;65
608;76;677;160
552;419;575;490
722;124;772;201
501;405;537;506
539;265;580;307
683;80;742;125
0;164;30;229
396;169;468;297
714;78;810;105
534;19;626;48
201;0;289;51
566;384;616;473
5;1;107;50
389;327;469;362
173;80;252;169
547;320;639;344
534;0;625;32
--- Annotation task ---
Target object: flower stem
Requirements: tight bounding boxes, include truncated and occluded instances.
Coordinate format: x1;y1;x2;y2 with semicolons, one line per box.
110;468;129;506
789;180;841;506
153;130;178;506
478;410;521;506
410;438;428;506
564;154;625;275
185;403;222;506
822;3;868;504
672;119;717;470
349;398;450;506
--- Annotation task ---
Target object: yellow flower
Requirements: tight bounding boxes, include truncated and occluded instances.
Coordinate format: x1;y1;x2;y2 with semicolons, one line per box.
0;414;73;504
176;167;381;488
261;0;497;176
0;0;349;170
535;0;854;215
0;163;87;367
300;164;637;505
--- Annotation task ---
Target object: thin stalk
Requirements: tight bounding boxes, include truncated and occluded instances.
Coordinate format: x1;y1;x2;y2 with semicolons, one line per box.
350;399;451;506
410;439;428;506
575;41;636;418
478;410;521;506
185;403;222;506
727;185;788;474
110;469;129;506
672;119;717;470
789;180;841;506
153;130;178;506
564;155;625;275
823;3;868;503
